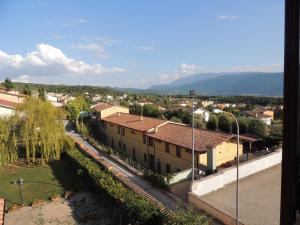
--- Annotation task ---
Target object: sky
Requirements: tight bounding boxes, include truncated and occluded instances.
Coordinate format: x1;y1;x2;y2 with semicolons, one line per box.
0;0;284;88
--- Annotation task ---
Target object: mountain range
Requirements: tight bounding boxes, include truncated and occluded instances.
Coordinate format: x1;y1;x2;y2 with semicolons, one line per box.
147;72;283;96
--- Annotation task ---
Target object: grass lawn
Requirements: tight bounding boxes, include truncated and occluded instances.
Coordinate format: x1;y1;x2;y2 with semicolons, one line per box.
0;156;81;208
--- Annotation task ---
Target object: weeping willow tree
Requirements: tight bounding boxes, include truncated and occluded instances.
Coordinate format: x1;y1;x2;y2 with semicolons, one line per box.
0;116;18;168
17;97;66;164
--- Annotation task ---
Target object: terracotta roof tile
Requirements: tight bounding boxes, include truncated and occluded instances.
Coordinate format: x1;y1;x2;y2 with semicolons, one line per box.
0;99;18;109
102;113;166;131
92;103;114;112
146;122;234;153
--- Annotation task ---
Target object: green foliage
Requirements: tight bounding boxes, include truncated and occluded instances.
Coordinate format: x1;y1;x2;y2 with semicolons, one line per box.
65;146;162;224
206;115;218;130
2;78;15;90
164;109;191;124
18;97;66;164
76;122;89;138
166;204;210;225
143;170;169;189
236;117;249;134
170;116;182;123
248;118;267;137
129;104;162;119
23;84;32;96
218;114;233;133
193;115;206;129
65;96;90;121
38;87;46;101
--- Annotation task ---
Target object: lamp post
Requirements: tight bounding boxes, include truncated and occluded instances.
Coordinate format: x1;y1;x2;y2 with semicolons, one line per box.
190;90;196;183
11;178;24;205
220;110;240;225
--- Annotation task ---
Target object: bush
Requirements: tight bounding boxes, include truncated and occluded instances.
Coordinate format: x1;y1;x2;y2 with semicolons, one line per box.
218;114;233;133
248;118;267;137
66;143;210;225
143;170;169;190
207;115;218;130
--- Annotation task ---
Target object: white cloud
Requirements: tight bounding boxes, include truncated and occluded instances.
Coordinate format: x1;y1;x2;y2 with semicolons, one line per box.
95;37;122;46
216;15;239;20
160;63;198;82
137;42;157;51
0;43;125;80
75;18;86;24
71;43;109;58
12;75;31;83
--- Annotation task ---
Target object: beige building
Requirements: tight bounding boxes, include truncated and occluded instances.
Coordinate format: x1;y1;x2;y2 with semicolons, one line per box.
0;90;26;117
99;109;253;174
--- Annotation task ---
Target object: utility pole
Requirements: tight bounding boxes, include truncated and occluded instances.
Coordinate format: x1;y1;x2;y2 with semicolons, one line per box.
190;90;195;183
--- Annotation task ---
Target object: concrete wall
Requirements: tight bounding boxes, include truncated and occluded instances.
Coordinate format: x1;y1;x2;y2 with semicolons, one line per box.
0;106;14;117
192;149;282;196
165;168;192;185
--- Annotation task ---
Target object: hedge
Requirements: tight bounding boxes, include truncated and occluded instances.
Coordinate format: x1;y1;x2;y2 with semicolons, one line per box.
65;146;163;225
65;142;210;225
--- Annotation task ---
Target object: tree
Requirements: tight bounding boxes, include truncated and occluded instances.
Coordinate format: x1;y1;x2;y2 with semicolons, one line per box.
248;118;267;137
65;96;89;122
218;114;233;133
143;104;162;118
38;87;46;101
193;115;206;129
206;115;218;130
23;84;32;96
232;117;249;134
3;78;15;90
18;97;66;164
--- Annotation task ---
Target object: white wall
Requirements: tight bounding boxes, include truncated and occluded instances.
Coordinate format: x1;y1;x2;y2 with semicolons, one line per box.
165;168;192;185
191;149;282;196
0;106;14;117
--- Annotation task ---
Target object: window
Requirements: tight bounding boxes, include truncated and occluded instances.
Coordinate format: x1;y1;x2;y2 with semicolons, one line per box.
176;168;181;173
104;122;107;128
166;164;171;173
131;130;135;135
111;139;114;149
122;128;125;136
144;153;147;163
118;126;120;134
176;146;181;158
156;139;162;143
123;143;126;152
110;123;113;127
148;137;153;147
165;143;170;153
118;141;121;150
132;148;136;161
143;135;147;144
185;148;190;153
157;159;161;174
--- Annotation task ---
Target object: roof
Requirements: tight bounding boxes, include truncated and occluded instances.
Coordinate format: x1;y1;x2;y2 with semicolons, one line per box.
102;113;166;131
245;111;273;119
92;103;114;112
146;122;234;153
0;99;18;109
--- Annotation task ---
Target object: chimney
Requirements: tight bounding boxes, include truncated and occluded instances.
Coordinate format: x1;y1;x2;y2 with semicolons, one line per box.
140;115;143;120
154;126;158;133
118;112;121;116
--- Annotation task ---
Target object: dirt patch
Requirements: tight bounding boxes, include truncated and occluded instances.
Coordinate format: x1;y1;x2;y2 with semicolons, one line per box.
5;192;113;225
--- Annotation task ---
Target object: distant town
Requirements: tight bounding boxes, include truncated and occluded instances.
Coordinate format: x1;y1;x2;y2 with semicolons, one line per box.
0;78;283;225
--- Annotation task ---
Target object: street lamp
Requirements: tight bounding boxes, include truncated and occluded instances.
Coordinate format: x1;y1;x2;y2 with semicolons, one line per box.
10;178;24;205
219;110;240;225
190;90;196;183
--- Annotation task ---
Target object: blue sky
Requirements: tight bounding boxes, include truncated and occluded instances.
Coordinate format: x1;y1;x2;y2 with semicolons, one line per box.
0;0;284;88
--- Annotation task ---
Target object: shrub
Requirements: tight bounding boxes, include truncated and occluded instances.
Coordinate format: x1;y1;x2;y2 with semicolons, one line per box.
143;170;169;189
